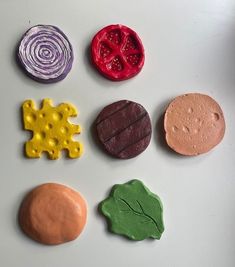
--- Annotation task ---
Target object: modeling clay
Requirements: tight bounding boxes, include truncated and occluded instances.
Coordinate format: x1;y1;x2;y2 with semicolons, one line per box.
100;179;164;241
91;24;145;81
19;183;87;245
164;93;225;155
22;99;82;159
17;25;73;83
95;100;152;159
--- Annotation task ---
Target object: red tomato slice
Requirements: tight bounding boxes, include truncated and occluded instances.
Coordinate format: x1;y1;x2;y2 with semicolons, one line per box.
91;24;145;81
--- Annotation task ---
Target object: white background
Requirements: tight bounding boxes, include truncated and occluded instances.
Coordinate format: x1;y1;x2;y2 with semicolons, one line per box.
0;0;235;266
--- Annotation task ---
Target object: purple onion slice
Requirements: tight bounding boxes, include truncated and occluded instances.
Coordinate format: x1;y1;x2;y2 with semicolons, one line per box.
17;25;74;83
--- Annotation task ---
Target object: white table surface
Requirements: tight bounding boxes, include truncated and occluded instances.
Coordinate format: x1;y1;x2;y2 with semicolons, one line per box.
0;0;235;266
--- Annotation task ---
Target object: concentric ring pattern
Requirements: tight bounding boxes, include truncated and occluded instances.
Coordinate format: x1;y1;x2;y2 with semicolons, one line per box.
18;25;73;83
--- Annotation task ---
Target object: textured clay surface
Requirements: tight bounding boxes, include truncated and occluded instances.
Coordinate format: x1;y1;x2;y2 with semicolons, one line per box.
17;25;73;83
164;93;225;155
100;179;164;241
19;183;87;245
95;100;152;159
91;24;145;81
22;99;82;159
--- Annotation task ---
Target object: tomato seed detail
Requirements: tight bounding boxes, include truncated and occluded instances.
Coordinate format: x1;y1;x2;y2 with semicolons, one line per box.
92;25;145;80
100;42;112;58
123;35;139;51
126;54;141;66
106;30;122;45
109;56;124;72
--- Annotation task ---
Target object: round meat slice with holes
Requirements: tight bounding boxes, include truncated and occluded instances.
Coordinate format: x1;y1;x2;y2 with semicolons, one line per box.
164;93;225;156
95;100;151;159
91;24;145;81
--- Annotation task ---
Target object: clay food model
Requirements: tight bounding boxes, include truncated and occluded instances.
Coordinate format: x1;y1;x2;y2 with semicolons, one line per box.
95;100;152;159
22;99;82;159
100;179;164;241
17;25;73;83
164;93;225;155
91;24;145;81
18;183;87;245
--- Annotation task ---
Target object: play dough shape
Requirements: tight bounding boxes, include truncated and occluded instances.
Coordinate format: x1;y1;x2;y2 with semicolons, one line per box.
22;99;83;159
164;93;225;155
91;24;145;81
17;25;73;83
100;180;164;241
18;183;87;245
95;100;152;159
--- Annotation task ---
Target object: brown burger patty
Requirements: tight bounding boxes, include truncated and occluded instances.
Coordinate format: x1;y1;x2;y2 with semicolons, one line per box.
95;100;152;159
164;93;225;156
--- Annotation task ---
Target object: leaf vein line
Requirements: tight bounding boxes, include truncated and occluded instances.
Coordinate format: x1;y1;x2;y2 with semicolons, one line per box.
118;198;161;234
136;200;161;233
118;198;145;217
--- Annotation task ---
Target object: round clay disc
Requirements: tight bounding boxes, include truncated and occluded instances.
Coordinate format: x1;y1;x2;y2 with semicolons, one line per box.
95;100;152;159
164;93;225;156
18;183;87;245
91;24;145;81
17;25;74;83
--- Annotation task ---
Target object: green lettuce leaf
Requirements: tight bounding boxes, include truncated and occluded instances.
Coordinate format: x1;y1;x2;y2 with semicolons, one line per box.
100;179;164;241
